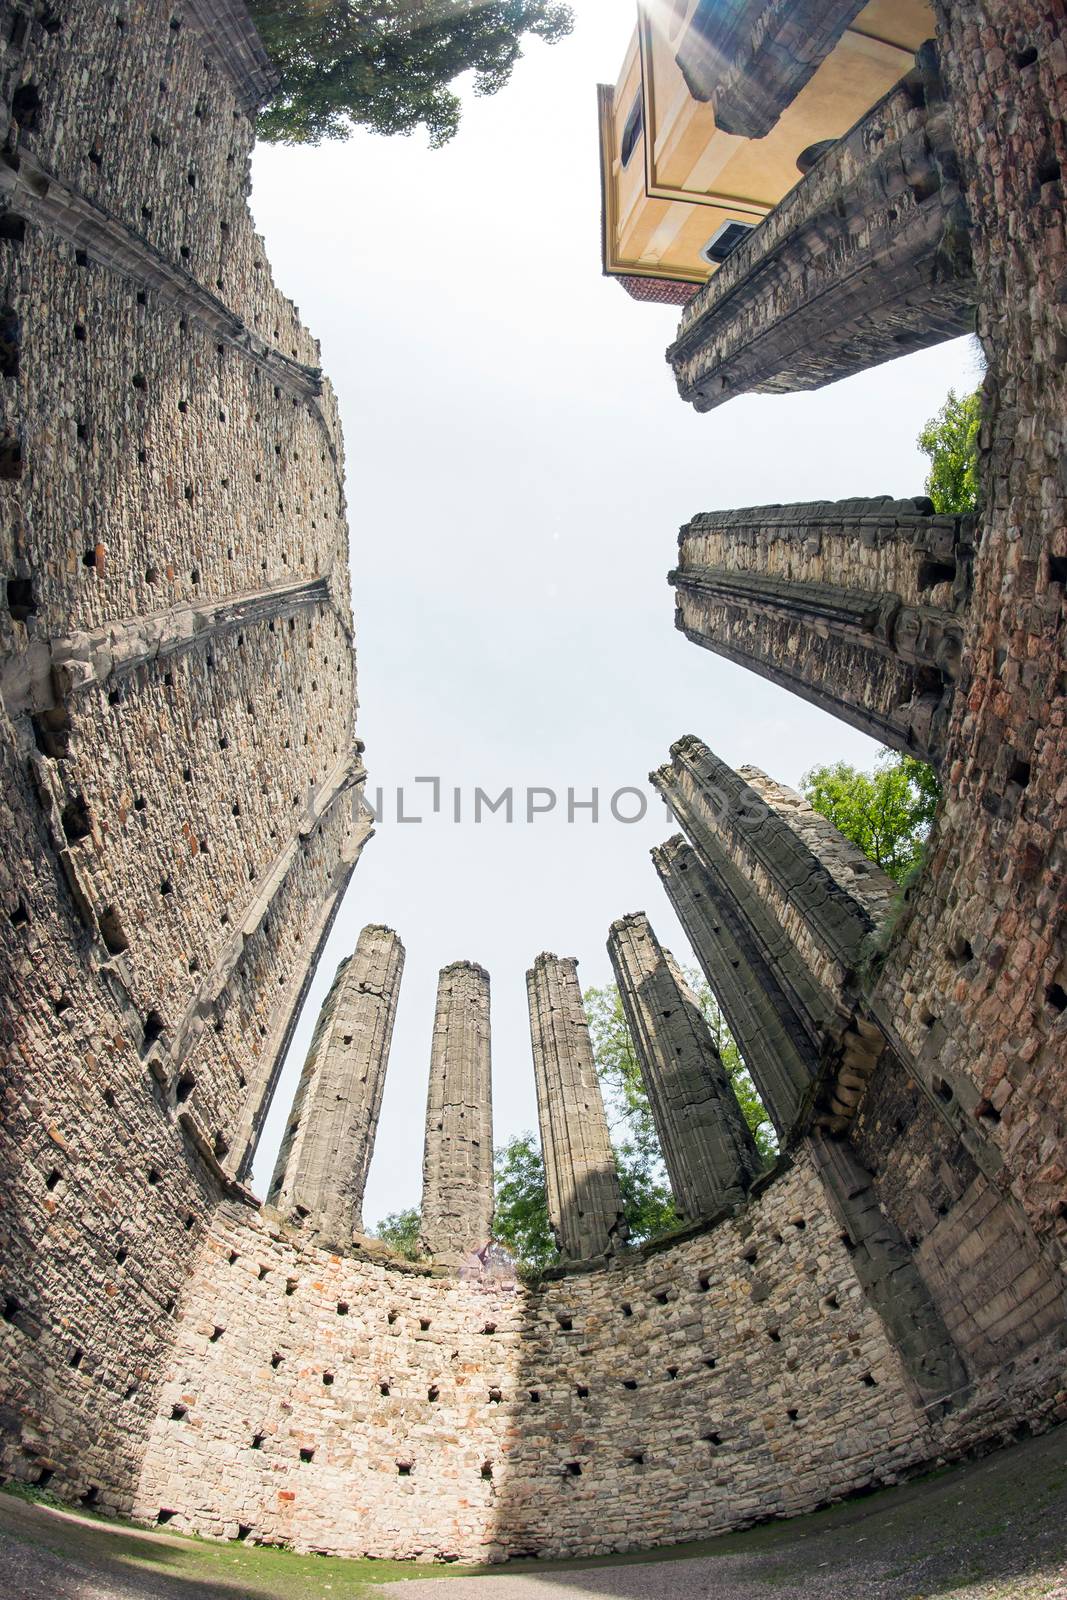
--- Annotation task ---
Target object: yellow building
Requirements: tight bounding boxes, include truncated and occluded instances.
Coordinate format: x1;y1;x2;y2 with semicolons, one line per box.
599;0;935;305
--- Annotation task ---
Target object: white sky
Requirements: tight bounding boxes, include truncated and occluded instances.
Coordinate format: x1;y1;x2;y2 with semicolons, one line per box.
247;0;980;1220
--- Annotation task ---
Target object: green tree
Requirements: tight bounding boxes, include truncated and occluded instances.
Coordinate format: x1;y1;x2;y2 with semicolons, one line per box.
493;1132;556;1272
492;976;777;1271
917;387;981;514
584;979;776;1167
370;1206;423;1260
250;1;574;149
801;750;941;883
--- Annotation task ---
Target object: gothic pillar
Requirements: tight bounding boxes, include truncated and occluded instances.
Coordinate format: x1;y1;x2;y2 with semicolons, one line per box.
670;497;971;767
419;962;494;1262
667;53;975;412
651;833;820;1137
526;953;628;1262
607;912;762;1217
650;738;895;1136
267;925;404;1238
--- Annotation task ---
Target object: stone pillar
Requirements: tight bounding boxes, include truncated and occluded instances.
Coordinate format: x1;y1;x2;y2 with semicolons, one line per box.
667;54;975;413
419;962;494;1262
650;738;895;1137
676;0;868;138
670;497;972;767
526;953;628;1262
267;925;404;1237
651;834;820;1137
607;912;762;1218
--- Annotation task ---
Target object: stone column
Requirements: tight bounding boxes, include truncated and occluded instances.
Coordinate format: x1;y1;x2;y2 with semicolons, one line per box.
419;962;494;1262
607;913;762;1218
650;738;895;1137
670;497;971;768
267;925;404;1238
526;953;627;1262
667;54;975;412
651;834;820;1138
677;0;868;137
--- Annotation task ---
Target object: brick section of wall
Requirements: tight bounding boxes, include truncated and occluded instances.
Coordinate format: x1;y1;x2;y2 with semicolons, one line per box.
667;56;975;412
607;912;762;1218
677;0;867;137
851;1054;1065;1377
616;274;699;307
0;0;367;1501
866;0;1067;1256
420;962;495;1263
269;927;405;1239
671;497;973;766
809;1131;969;1409
526;954;627;1262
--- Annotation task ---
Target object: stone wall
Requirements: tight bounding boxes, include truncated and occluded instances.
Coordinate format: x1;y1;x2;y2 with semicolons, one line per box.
866;0;1067;1260
128;1148;1063;1562
607;911;761;1219
677;0;868;138
0;0;366;1499
527;954;627;1262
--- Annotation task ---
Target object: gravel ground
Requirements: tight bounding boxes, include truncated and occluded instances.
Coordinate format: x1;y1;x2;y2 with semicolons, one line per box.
0;1426;1065;1600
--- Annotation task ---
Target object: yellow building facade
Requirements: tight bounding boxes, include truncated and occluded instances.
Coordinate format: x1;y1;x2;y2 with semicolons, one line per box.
599;0;935;304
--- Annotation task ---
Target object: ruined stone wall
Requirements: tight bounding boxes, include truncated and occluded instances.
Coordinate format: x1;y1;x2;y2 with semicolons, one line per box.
850;1057;1064;1376
667;61;975;411
865;0;1066;1259
671;497;971;763
607;911;761;1219
129;1150;1063;1562
0;0;366;1498
527;954;627;1262
653;739;880;1021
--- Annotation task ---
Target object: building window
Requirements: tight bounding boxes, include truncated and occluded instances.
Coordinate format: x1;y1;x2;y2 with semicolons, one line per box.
701;219;756;265
621;93;644;168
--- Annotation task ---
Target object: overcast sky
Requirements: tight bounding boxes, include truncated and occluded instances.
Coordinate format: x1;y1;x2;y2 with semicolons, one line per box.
246;0;980;1221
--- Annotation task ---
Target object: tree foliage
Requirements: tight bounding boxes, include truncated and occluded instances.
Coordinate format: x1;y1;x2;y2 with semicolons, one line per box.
251;1;574;148
801;750;941;883
370;1206;422;1260
493;1131;556;1273
917;388;981;515
492;975;776;1270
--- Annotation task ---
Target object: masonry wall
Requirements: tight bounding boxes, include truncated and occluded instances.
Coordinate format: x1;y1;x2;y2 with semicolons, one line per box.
129;1150;1064;1562
865;0;1067;1262
849;1056;1064;1377
0;0;366;1499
